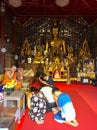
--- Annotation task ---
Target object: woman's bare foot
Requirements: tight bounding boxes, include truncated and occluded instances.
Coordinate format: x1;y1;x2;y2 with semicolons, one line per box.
52;107;59;114
35;120;44;124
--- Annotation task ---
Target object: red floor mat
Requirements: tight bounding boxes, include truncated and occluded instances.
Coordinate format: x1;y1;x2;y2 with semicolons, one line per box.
20;90;97;130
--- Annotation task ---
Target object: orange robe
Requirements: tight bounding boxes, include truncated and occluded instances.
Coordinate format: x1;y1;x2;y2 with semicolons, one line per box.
2;73;22;90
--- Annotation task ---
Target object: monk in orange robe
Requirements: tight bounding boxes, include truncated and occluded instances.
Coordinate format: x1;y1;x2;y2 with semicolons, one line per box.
2;65;22;90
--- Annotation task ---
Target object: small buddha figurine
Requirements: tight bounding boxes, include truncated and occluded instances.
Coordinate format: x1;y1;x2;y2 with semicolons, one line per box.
45;27;66;61
33;45;44;63
53;66;61;79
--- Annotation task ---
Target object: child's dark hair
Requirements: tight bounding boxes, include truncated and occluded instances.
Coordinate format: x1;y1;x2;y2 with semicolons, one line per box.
40;73;47;80
34;71;42;78
52;87;59;94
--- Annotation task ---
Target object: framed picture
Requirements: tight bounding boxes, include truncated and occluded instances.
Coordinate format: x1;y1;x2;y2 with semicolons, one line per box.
28;57;32;63
83;59;95;73
81;77;90;84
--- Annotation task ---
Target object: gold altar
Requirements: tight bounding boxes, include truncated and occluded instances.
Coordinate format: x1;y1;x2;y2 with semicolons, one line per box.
20;27;95;82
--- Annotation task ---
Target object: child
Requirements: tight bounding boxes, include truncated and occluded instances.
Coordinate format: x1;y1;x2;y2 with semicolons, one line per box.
52;87;79;127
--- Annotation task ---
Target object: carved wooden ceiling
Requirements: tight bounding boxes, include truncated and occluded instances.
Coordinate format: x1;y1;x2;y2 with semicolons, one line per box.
2;0;97;24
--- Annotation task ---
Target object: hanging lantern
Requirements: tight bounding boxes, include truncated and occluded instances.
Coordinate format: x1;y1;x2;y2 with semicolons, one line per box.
9;0;22;7
0;2;5;13
1;48;6;53
55;0;70;7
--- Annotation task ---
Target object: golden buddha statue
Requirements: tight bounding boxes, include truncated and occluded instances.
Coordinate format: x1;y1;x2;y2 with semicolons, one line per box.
33;45;44;64
45;27;66;61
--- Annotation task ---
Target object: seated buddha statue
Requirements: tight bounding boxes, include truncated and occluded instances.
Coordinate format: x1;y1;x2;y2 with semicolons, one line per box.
33;45;44;64
45;27;66;61
53;66;61;79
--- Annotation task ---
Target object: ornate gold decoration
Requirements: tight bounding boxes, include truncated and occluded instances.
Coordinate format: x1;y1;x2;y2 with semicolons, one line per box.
21;38;31;57
67;46;77;66
79;39;91;60
20;38;32;69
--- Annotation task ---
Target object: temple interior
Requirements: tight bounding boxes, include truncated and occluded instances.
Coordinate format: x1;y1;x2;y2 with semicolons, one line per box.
1;1;97;129
0;0;97;82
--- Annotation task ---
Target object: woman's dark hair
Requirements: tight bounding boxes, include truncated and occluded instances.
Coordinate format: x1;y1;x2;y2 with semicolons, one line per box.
32;71;42;82
30;87;39;93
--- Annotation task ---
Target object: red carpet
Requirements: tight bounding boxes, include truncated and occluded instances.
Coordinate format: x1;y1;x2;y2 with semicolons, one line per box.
17;83;97;130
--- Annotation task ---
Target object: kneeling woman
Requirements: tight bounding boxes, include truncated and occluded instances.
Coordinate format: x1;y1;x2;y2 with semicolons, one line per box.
27;87;47;124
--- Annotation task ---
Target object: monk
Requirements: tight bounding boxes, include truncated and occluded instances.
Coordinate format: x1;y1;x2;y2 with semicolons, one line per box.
2;65;23;90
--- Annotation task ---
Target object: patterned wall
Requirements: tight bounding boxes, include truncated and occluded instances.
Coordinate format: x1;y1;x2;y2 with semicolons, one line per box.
22;17;90;56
